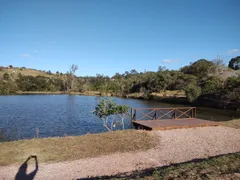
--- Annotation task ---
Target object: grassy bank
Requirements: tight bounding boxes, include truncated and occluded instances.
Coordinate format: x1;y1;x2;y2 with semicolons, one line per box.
16;91;65;95
0;130;157;166
126;91;185;99
97;153;240;180
223;119;240;129
15;91;103;96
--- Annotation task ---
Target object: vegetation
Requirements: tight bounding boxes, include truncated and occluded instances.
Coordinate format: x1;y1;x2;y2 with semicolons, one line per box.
93;98;129;131
228;56;240;70
223;119;240;129
0;130;157;166
184;83;201;103
104;153;240;180
0;57;240;109
15;74;64;92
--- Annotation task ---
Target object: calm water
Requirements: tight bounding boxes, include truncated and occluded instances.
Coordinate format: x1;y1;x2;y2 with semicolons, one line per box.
0;95;240;140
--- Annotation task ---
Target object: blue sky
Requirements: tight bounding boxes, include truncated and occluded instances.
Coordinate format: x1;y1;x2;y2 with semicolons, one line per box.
0;0;240;76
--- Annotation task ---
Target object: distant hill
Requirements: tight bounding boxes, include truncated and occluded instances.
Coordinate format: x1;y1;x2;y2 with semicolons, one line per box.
1;64;239;81
0;66;57;81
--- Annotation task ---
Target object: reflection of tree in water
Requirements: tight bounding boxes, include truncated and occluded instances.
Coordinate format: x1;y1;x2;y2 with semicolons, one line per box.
15;155;38;180
66;94;77;120
67;95;77;116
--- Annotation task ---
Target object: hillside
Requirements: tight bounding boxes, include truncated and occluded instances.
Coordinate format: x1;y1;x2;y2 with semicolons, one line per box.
217;65;240;80
0;66;56;81
0;64;239;81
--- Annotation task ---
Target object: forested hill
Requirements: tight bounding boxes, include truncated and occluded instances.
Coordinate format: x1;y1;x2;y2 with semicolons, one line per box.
0;58;240;109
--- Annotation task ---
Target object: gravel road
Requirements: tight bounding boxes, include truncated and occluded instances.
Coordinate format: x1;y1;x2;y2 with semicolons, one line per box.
0;126;239;179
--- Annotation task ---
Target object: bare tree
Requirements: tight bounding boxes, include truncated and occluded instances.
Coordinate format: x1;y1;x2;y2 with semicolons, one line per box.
66;64;78;91
212;55;225;66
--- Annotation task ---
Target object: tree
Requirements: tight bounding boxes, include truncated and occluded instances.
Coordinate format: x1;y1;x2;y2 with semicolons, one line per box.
212;55;225;66
222;77;240;102
184;83;201;103
228;56;240;70
181;59;217;80
93;98;129;131
202;77;223;95
3;73;10;80
112;72;122;80
0;80;18;95
124;71;130;78
68;64;78;91
171;73;197;90
158;66;166;72
130;69;138;75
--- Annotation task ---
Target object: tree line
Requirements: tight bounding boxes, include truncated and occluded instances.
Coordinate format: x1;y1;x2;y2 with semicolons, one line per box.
0;57;239;108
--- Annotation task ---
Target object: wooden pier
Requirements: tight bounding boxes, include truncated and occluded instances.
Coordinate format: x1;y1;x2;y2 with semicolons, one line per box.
131;107;220;130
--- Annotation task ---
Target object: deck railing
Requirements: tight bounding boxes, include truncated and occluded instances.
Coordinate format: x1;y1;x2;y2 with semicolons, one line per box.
131;107;196;122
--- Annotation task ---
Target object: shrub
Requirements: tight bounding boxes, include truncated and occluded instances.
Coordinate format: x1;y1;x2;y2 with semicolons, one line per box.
93;98;129;131
3;73;10;81
185;83;202;103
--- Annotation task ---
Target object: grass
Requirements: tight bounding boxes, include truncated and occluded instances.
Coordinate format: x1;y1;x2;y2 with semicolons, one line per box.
151;90;186;97
89;153;240;180
16;91;64;95
0;68;53;82
0;130;157;166
222;119;240;129
127;90;186;99
141;153;240;180
15;91;102;96
1;68;54;78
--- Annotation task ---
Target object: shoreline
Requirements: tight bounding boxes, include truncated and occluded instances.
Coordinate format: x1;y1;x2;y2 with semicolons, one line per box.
2;91;239;111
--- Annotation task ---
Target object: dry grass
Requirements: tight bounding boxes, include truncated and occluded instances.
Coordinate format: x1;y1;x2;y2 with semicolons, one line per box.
0;68;55;80
16;91;64;95
0;130;157;166
16;91;102;96
109;153;240;180
127;91;186;99
152;90;185;97
222;119;240;129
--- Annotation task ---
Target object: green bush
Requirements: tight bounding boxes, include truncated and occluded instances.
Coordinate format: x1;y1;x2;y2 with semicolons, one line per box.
202;77;223;95
3;73;10;80
185;83;202;103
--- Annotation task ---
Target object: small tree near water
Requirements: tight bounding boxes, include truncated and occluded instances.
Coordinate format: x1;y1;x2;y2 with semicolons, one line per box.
93;98;129;131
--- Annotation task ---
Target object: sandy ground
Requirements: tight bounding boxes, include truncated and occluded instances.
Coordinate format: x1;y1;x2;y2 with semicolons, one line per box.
0;126;240;179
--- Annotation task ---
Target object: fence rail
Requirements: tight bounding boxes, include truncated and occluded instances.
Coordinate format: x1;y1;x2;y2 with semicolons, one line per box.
131;107;196;123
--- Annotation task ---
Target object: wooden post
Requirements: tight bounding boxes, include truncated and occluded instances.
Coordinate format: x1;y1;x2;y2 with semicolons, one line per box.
131;109;136;128
174;108;176;119
134;109;136;120
130;108;133;127
153;110;157;120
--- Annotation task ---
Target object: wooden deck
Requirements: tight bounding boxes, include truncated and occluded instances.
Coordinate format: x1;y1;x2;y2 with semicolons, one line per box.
131;107;220;130
132;118;220;130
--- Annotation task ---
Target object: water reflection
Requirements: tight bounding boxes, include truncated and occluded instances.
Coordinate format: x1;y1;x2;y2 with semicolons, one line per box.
0;95;239;140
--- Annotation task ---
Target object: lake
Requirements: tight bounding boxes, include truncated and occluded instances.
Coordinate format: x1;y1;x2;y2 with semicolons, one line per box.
0;95;240;140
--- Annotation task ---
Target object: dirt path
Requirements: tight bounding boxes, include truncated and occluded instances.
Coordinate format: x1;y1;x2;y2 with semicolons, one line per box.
1;126;240;179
